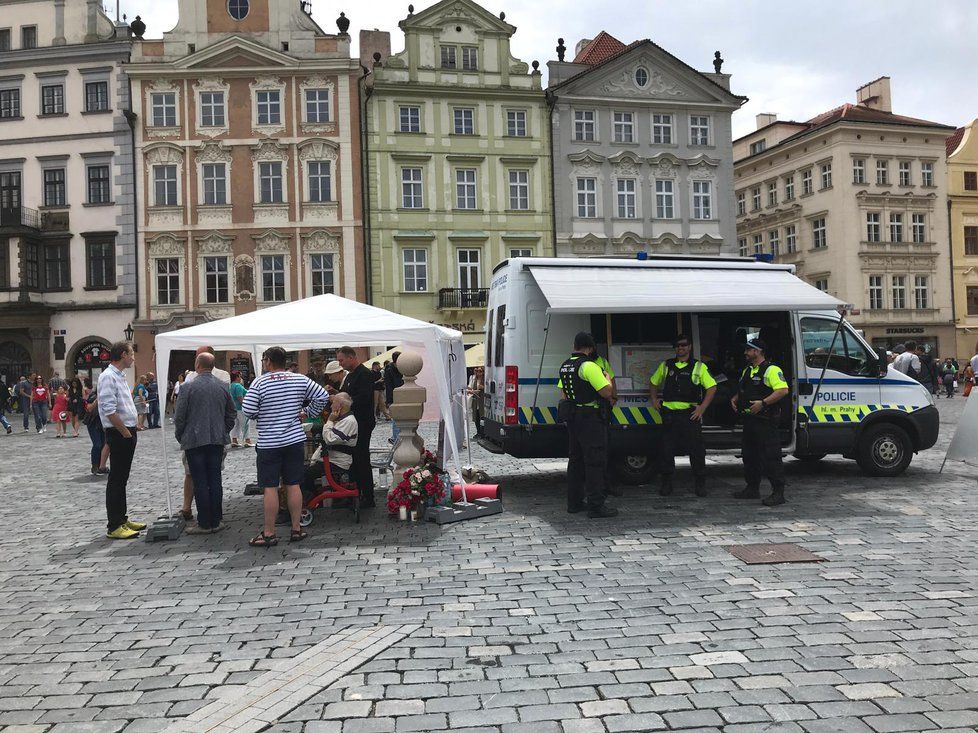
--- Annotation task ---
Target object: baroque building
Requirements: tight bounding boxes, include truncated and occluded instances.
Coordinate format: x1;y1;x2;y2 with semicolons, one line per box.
734;78;956;355
946;121;978;359
0;0;134;384
127;0;363;376
547;33;745;258
361;0;550;345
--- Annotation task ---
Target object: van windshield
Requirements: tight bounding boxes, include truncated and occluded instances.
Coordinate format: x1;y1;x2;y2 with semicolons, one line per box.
801;318;876;376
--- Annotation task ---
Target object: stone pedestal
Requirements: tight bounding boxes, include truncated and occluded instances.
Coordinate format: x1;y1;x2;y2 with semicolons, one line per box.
390;351;426;473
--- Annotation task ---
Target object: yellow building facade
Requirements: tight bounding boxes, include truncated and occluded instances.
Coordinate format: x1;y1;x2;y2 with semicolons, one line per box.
948;120;978;360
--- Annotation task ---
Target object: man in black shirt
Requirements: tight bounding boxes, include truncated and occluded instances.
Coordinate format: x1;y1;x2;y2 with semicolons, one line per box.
337;346;377;508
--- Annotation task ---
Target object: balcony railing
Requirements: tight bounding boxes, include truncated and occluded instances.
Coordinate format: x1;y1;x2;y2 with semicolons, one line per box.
438;287;489;310
0;206;40;230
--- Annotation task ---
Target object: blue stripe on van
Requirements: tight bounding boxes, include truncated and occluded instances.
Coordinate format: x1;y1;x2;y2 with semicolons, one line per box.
518;378;560;386
798;378;919;386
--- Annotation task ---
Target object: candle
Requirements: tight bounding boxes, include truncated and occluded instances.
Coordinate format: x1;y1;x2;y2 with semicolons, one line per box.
399;506;408;521
410;509;419;522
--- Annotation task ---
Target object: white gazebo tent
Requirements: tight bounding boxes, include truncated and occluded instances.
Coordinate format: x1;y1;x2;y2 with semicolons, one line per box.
153;294;467;517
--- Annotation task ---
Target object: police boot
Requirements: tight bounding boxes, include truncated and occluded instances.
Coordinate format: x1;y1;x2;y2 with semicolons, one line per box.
732;486;760;500
588;503;619;519
694;477;707;498
762;487;786;507
658;476;673;497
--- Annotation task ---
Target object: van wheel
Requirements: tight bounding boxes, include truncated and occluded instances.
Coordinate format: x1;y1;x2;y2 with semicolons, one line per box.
856;423;913;477
614;454;658;486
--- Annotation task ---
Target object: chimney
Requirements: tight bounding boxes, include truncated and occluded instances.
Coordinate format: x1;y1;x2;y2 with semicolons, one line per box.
359;29;391;70
856;77;891;113
756;113;777;130
575;38;592;58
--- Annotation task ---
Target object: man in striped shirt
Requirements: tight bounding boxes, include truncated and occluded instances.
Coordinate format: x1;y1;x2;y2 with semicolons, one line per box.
242;346;329;546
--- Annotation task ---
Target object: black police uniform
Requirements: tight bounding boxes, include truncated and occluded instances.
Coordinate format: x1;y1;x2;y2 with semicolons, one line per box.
736;361;786;500
558;354;608;512
659;360;708;494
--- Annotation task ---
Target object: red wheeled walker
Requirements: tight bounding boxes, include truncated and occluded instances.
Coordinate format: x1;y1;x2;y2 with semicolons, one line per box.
300;455;360;526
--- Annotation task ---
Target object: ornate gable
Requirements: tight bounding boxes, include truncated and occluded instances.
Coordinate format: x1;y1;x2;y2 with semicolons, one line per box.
400;0;515;34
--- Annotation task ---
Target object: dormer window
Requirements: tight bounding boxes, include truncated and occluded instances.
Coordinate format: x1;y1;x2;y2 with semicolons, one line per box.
635;67;649;88
227;0;249;21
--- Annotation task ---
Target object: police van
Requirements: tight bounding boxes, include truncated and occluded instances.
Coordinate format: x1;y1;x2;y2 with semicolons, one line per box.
480;256;939;482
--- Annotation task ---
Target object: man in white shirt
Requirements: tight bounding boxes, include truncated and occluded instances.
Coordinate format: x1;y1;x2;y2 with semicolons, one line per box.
97;341;146;540
893;340;921;379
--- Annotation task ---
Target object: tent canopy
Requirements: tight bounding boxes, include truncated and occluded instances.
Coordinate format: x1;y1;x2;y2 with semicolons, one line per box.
527;263;846;314
365;346;401;369
465;342;484;368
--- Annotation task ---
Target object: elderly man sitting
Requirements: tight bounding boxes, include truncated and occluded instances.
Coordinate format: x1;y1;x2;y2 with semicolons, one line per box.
303;392;359;499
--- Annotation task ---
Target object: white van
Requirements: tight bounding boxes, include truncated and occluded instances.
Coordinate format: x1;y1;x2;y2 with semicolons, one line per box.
480;256;939;482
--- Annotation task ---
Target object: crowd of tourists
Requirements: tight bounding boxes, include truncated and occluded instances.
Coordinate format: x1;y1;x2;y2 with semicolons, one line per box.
890;341;977;398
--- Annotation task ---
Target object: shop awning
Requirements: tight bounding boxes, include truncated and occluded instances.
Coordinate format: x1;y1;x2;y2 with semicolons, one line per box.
527;263;846;314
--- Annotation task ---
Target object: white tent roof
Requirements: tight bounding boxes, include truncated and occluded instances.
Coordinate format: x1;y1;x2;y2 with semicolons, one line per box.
527;263;846;314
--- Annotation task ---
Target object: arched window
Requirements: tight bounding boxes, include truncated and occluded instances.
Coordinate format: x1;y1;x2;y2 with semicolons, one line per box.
635;67;649;88
228;0;250;20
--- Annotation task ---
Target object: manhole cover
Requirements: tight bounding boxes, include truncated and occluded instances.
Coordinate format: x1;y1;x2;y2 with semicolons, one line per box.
725;543;825;565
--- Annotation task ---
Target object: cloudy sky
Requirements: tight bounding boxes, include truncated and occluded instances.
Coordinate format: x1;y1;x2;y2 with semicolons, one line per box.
119;0;978;138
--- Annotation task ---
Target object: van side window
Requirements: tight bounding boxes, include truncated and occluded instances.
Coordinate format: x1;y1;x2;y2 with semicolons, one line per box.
801;318;874;376
493;305;506;367
485;308;494;368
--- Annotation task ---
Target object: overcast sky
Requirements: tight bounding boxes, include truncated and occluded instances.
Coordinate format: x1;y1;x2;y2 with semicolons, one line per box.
119;0;978;138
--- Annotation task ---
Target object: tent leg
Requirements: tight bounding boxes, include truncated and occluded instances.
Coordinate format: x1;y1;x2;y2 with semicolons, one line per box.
145;385;185;541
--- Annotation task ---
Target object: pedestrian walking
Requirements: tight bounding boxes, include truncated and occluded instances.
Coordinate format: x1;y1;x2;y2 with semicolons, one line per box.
941;358;959;398
242;346;329;547
30;376;49;434
133;376;149;431
467;366;485;438
146;372;161;429
893;341;921;378
97;341;146;539
731;339;790;507
15;375;30;432
51;386;70;438
230;370;251;447
175;352;237;535
337;346;378;508
557;332;617;518
372;362;390;420
68;377;85;437
964;363;975;397
48;371;66;395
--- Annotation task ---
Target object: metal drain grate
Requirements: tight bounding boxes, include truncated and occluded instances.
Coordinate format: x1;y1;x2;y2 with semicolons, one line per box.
725;542;825;565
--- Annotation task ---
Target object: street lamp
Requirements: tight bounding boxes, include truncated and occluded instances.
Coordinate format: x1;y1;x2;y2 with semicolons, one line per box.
124;322;134;342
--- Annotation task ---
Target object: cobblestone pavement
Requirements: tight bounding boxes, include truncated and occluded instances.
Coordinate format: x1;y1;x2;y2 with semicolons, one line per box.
1;396;976;733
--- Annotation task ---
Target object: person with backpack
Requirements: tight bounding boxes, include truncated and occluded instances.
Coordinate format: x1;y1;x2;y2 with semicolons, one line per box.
941;358;959;398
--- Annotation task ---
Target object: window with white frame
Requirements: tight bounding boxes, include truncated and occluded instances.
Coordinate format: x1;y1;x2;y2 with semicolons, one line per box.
506;109;526;137
41;84;64;115
814;278;828;292
921;161;934;187
866;212;881;242
811;217;827;249
651;113;672;144
0;88;20;118
751;186;761;210
260;254;286;302
786;224;797;253
453;107;474;135
574;110;595;141
868;275;883;310
508;169;528;210
307;160;332;202
892;275;906;309
309;253;334;295
153;165;178;207
899;160;912;186
440;45;456;69
912;213;926;243
156;257;180;305
749;139;766;156
304;88;330;123
401;167;423;208
85;81;109;112
655;179;674;218
738;237;748;257
256;89;281;125
692;180;712;220
613;111;634;143
752;234;763;255
258;161;283;203
767;181;777;207
689;115;710;145
576;177;596;218
461;46;478;71
736;191;745;216
202;163;226;205
87;164;111;204
150;92;176;127
402;248;427;292
399;105;421;133
820;163;832;189
200;91;225;127
769;229;780;256
784;174;795;201
616;178;636;218
203;255;229;303
890;213;904;243
42;168;66;207
455;168;477;209
876;159;889;185
457;249;480;289
853;158;866;184
510;248;532;258
802;169;813;195
914;275;929;309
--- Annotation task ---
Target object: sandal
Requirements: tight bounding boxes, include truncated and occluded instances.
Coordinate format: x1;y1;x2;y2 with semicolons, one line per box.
249;531;278;547
289;528;308;543
178;509;193;521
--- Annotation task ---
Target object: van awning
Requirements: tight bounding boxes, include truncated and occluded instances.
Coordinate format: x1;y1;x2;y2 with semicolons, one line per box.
527;264;846;314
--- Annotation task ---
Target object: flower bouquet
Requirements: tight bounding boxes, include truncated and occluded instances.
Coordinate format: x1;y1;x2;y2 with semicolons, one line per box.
387;450;447;519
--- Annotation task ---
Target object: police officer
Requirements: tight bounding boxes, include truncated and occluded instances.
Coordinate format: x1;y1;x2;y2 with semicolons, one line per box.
730;339;789;506
593;352;622;497
557;332;617;518
650;335;717;497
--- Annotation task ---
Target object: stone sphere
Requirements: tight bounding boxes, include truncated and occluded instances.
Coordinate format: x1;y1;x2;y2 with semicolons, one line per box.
397;350;423;378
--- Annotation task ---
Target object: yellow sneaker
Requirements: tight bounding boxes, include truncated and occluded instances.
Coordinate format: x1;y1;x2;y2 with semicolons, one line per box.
106;525;139;540
125;520;147;531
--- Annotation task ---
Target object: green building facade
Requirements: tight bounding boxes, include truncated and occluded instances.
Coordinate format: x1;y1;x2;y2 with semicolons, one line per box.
363;0;551;345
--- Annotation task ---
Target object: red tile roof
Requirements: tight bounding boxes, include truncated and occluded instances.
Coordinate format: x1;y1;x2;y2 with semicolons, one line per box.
947;127;965;157
573;31;626;65
804;102;950;130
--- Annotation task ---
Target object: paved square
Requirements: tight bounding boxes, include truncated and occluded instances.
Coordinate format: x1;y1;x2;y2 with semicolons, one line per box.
0;397;975;732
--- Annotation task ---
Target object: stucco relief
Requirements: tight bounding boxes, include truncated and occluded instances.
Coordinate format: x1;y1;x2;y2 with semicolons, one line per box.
612;158;639;177
146;234;185;257
234;254;255;302
302;230;340;253
297;139;339;162
251;139;289;162
603;68;688;98
145;143;183;167
252;230;291;252
254;205;290;225
147;208;183;227
196;142;232;164
688;162;718;180
302;202;339;223
197;233;233;254
198;206;232;226
204;306;235;320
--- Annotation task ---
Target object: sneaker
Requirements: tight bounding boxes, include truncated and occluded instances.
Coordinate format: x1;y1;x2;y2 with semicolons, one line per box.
5;426;11;435
762;493;786;507
125;520;147;531
212;521;228;532
588;504;619;519
106;525;139;540
732;487;760;500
